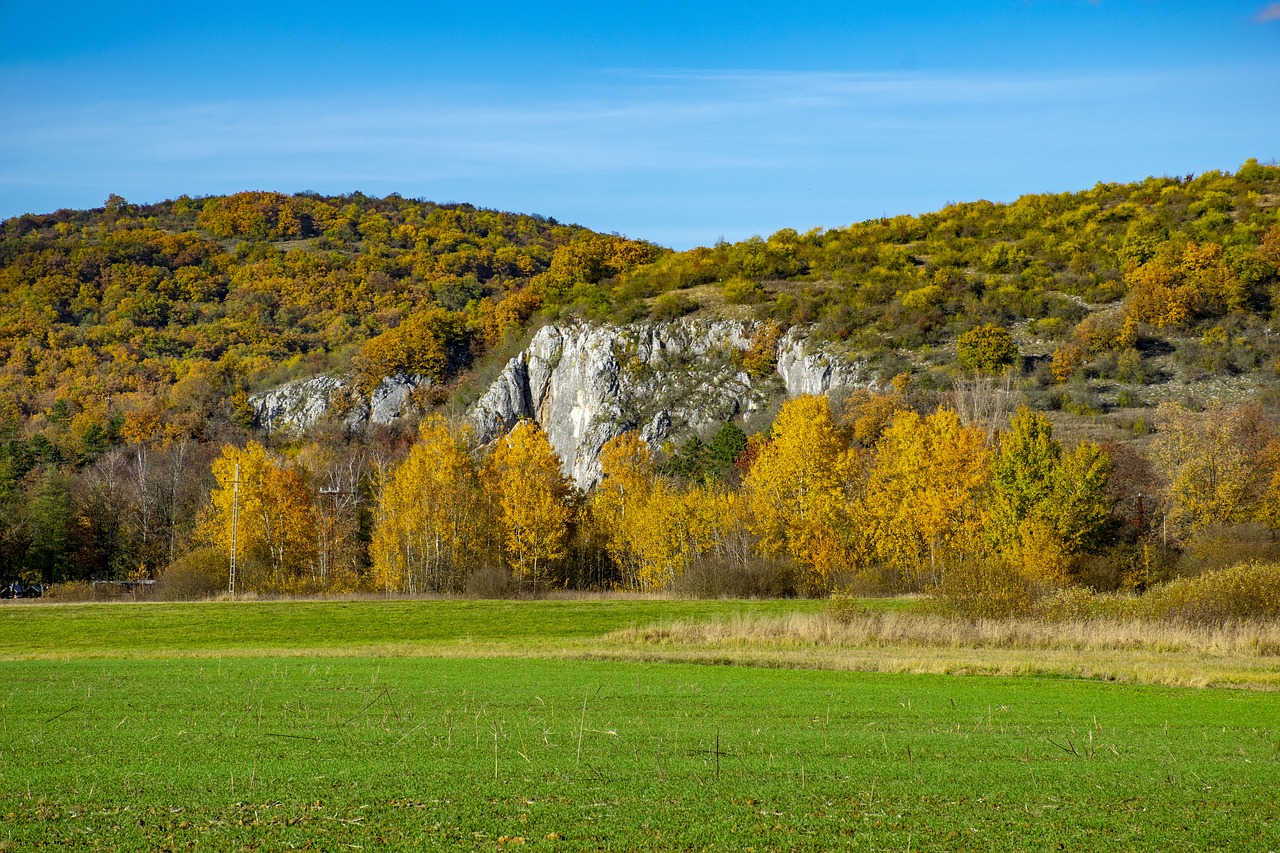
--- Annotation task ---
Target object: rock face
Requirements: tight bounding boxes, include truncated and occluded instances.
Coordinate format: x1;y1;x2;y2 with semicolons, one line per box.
248;319;867;487
776;327;867;397
470;320;866;488
249;373;429;435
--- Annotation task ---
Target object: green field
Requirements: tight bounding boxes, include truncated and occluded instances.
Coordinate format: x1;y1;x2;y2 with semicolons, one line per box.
2;600;1278;851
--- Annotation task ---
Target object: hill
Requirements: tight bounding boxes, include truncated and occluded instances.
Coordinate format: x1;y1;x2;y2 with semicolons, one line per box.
1;161;1279;591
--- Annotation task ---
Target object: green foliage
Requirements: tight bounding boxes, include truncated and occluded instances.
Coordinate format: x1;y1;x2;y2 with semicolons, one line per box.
657;421;747;482
957;323;1019;373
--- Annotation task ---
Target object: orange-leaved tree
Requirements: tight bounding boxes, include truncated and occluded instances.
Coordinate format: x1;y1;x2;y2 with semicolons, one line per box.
203;442;316;592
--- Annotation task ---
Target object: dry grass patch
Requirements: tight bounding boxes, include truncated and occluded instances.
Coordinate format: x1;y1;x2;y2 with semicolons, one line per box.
606;610;1280;689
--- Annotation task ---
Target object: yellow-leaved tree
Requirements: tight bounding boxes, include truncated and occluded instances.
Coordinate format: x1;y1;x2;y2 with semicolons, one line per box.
743;395;856;591
484;420;572;588
202;441;316;592
858;407;989;590
1153;402;1272;537
370;415;487;595
591;432;658;589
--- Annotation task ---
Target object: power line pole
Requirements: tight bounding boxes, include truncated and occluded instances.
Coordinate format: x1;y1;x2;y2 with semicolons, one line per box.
230;462;239;598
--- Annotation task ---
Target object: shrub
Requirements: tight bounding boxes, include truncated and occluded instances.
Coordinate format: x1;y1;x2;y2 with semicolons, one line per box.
1137;561;1280;624
42;580;96;602
1177;523;1280;578
673;556;798;599
1029;586;1099;621
957;324;1019;373
465;566;520;599
828;587;870;623
159;547;226;601
722;276;766;305
650;290;698;320
932;557;1034;618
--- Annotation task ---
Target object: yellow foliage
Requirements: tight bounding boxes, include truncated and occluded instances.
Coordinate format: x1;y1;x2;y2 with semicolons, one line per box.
1124;241;1243;327
1008;517;1071;587
591;432;658;588
1049;342;1085;383
1153;403;1272;535
744;395;855;590
741;321;781;378
858;407;990;589
484;421;571;587
202;442;316;592
840;377;909;448
370;415;487;595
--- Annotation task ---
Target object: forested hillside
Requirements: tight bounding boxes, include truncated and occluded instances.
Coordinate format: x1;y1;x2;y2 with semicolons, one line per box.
2;160;1279;600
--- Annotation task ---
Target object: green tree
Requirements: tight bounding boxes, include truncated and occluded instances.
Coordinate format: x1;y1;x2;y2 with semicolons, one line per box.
957;324;1019;373
989;407;1114;585
25;470;70;584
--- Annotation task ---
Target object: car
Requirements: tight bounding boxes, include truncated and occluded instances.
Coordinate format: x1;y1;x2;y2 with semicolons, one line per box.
1;581;42;599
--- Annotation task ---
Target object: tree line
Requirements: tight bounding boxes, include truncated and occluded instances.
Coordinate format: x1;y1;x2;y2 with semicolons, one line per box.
160;386;1280;610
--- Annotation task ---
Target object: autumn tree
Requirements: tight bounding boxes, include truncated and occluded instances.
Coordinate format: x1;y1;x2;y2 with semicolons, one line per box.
841;374;910;448
743;395;855;591
1153;403;1272;537
1125;241;1245;328
742;321;781;378
202;442;316;592
590;432;657;588
354;307;470;393
858;407;989;589
988;407;1114;586
370;415;485;595
484;421;572;588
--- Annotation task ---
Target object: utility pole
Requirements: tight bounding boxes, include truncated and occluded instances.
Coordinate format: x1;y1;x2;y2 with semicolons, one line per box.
230;462;239;598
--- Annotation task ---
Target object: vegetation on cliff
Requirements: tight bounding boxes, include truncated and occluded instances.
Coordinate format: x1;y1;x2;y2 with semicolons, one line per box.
3;160;1280;598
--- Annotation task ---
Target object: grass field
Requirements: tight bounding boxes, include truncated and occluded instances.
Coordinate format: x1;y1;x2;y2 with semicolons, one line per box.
2;599;1278;851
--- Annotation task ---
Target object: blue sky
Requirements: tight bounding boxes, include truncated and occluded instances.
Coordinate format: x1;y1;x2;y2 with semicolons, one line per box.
2;1;1278;248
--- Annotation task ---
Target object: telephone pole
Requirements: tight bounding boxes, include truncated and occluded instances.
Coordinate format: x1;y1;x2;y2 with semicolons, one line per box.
229;462;240;598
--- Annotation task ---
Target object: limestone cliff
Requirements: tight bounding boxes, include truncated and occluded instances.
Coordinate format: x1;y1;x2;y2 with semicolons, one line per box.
248;319;866;487
249;373;430;436
470;320;865;488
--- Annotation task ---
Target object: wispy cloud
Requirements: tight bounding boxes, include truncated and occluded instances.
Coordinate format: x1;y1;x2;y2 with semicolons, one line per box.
1255;2;1280;22
1;65;1275;246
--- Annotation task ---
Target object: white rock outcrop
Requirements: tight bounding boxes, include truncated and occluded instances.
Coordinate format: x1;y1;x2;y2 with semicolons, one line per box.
249;372;430;435
248;319;866;486
470;320;865;488
776;327;866;397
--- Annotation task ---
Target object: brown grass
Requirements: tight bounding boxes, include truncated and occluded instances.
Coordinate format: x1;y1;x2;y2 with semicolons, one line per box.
604;611;1280;690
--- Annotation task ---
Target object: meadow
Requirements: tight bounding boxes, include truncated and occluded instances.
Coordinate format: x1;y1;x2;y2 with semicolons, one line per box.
1;599;1278;850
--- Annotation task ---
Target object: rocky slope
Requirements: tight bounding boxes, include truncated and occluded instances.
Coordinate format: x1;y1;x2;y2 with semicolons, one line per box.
250;373;432;436
469;320;865;487
251;319;866;487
